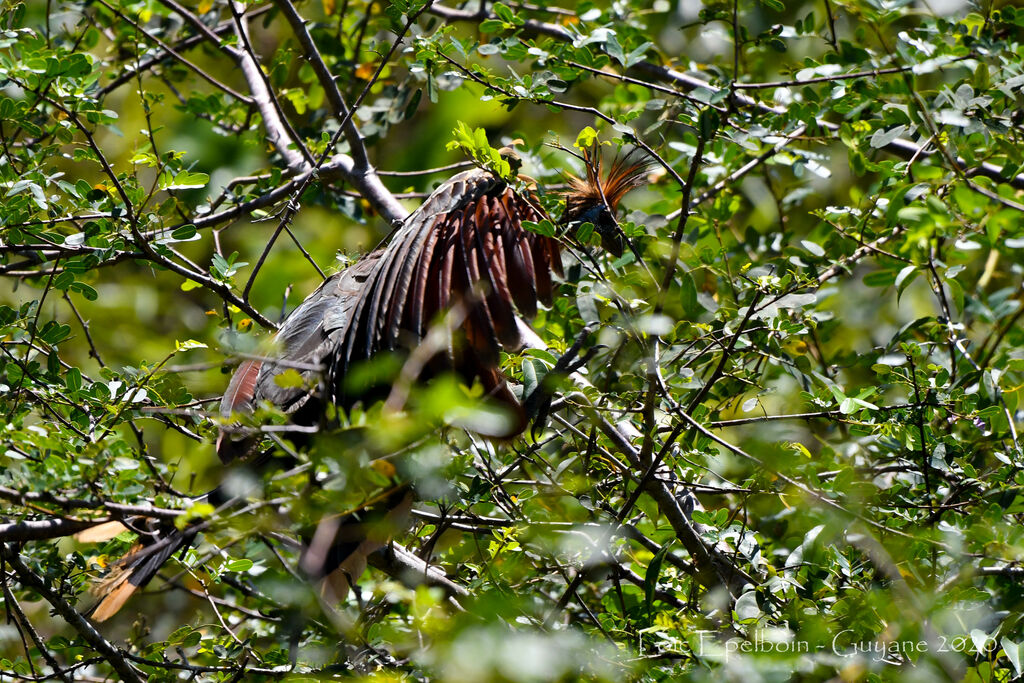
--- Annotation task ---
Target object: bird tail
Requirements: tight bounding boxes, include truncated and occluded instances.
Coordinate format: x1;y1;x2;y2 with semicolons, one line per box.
87;522;198;622
76;474;254;622
299;486;414;601
80;484;412;619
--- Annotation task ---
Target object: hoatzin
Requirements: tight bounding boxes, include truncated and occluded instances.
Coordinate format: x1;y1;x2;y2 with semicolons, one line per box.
85;148;647;621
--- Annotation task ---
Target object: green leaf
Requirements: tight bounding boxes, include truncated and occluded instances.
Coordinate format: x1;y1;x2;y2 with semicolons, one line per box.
522;357;539;399
52;271;75;290
625;42;653;67
605;33;626;66
733;589;761;622
698;109;720;141
1002;638;1022;677
576;283;600;324
274;368;304;388
895;264;918;300
575;126;598;150
679;271;697;313
644;543;671;620
801;240;825;257
66;368;82;392
69;281;97;301
160;170;209;190
575;221;594;243
171;224;197;241
113;456;139;470
175;339;208;352
523;348;557;366
521;219;557;237
492;2;514;22
225;558;254;573
870;125;907;148
447;121;512;178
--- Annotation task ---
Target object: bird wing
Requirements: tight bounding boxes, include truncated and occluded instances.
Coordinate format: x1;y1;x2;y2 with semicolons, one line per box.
329;167;561;407
93;162;621;621
218;166;561;458
216;253;381;462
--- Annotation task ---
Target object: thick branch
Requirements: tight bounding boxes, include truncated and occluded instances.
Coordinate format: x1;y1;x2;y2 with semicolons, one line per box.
143;0;410;227
273;0;369;170
0;518;108;543
152;1;408;225
587;406;754;594
369;543;469;599
0;485;183;520
230;1;311;172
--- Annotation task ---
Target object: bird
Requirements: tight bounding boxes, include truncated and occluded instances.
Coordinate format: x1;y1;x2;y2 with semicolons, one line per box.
85;146;648;621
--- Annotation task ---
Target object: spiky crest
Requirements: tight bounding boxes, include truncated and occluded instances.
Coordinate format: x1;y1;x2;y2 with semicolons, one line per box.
563;147;650;222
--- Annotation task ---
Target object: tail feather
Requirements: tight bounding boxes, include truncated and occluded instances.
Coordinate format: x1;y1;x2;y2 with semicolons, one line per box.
90;573;142;622
89;527;197;622
300;487;414;600
322;538;378;601
87;484;413;619
85;453;289;621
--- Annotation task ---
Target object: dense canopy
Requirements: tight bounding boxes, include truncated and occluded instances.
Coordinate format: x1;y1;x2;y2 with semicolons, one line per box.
1;0;1023;681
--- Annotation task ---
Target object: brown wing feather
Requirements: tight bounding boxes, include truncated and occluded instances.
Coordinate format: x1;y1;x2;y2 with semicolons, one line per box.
368;229;417;350
404;217;442;338
436;214;458;314
457;199;502;364
484;217;518;343
220;359;262;417
501;195;540;317
336;265;378;373
530;234;555;306
472;194;520;348
223;168;564;445
91;575;139;622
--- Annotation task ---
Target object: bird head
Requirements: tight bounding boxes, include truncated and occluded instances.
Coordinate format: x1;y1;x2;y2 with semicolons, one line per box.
562;148;649;257
497;145;524;176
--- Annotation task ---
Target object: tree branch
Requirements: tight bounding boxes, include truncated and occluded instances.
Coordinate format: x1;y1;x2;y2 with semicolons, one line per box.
369;542;469;599
0;518;109;543
0;485;184;520
0;545;144;683
93;0;252;103
516;321;755;596
100;4;274;95
428;2;1024;191
230;0;312;172
273;0;369;170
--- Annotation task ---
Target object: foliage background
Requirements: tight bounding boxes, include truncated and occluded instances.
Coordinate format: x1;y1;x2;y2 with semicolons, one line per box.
1;0;1023;680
